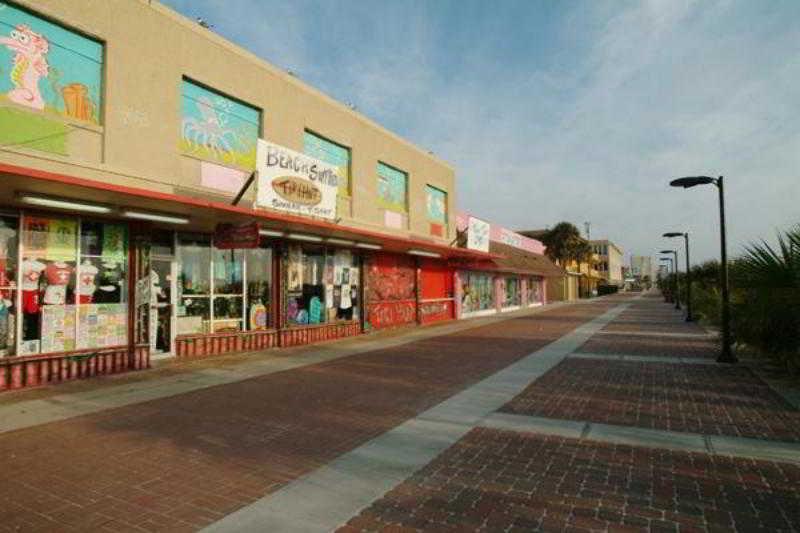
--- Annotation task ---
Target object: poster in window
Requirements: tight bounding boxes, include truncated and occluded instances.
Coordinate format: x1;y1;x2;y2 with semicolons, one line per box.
41;304;76;352
287;245;303;291
22;217;49;257
309;296;322;324
45;218;77;260
102;224;126;262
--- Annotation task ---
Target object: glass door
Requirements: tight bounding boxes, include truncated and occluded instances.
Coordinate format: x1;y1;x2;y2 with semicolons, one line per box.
150;258;175;356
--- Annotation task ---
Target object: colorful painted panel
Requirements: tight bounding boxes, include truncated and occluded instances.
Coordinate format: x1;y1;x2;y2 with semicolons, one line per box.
426;185;447;223
377;162;408;213
303;131;350;196
180;79;260;170
0;2;102;153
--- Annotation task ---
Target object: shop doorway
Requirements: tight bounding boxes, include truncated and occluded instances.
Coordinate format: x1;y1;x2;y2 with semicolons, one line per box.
150;257;176;357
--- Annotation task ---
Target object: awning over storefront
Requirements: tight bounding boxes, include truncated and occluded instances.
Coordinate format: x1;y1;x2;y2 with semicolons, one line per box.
449;241;565;277
0;162;496;261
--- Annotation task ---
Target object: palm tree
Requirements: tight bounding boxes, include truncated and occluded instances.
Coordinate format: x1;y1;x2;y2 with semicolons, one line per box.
732;225;800;373
542;222;593;297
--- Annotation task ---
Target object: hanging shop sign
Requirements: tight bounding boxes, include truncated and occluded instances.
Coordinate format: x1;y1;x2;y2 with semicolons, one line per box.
214;222;260;249
466;216;490;252
255;139;338;220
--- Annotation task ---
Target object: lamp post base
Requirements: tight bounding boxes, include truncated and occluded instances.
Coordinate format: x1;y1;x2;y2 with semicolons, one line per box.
717;347;737;364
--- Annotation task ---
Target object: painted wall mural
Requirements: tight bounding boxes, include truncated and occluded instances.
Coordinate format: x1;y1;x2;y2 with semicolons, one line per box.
377;162;407;213
0;2;103;153
365;253;416;330
303;131;350;197
425;185;446;223
180;79;260;170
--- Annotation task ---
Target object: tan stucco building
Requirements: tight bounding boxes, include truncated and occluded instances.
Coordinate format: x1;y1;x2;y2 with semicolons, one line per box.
590;239;624;286
0;0;494;390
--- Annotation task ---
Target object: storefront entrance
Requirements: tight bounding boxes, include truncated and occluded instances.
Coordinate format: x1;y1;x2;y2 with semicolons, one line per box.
150;257;176;357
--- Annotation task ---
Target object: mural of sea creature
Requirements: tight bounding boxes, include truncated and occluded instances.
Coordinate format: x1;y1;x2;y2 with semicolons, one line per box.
0;24;49;110
182;95;240;158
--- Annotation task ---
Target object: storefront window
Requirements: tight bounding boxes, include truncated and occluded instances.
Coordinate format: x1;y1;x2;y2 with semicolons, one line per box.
461;272;494;314
246;246;271;330
505;277;521;307
177;234;273;335
529;277;541;304
0;215;18;356
286;244;359;326
177;234;211;334
19;216;128;355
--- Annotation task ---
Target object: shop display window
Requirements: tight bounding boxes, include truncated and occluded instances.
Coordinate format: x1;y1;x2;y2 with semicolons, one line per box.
0;215;18;356
505;277;521;307
245;246;271;330
461;272;494;314
19;216;128;356
529;277;541;304
286;244;359;326
177;234;273;335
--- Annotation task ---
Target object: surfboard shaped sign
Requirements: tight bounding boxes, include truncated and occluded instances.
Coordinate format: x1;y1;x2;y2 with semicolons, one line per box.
272;176;322;206
255;139;338;219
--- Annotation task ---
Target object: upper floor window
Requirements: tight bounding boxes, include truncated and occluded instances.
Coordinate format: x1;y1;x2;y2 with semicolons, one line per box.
377;162;408;213
303;130;351;198
425;185;447;237
180;79;260;170
0;2;103;155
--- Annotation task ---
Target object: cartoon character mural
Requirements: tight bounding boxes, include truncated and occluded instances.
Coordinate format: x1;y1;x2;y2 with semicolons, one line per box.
0;23;49;110
180;79;260;170
0;2;102;153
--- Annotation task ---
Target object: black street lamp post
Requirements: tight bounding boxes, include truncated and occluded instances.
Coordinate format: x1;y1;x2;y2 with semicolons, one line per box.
659;256;674;303
669;175;735;363
664;232;693;321
660;250;681;310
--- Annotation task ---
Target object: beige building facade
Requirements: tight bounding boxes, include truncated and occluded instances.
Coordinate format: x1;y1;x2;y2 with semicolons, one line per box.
590;239;624;286
0;0;492;390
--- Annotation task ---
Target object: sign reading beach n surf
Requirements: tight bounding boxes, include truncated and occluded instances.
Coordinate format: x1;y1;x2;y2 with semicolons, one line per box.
255;139;339;220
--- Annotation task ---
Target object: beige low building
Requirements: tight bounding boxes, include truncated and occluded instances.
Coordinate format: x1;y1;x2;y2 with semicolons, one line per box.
0;0;491;390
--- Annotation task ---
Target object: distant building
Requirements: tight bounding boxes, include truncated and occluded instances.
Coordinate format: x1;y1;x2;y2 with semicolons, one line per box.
630;255;654;281
590;240;624;287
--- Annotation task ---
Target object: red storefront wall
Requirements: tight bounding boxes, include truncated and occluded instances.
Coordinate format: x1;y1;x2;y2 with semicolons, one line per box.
365;253;417;330
419;259;455;324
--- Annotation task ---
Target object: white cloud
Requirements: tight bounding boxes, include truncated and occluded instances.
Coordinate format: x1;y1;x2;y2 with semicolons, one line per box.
165;0;800;263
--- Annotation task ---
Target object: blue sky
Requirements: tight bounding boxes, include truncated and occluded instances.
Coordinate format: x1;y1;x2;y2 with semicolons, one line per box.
163;0;800;265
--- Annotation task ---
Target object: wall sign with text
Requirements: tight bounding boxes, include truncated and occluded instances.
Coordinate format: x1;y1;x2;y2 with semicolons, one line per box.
255;139;338;220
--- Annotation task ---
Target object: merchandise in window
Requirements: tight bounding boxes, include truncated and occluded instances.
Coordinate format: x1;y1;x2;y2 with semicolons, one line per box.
176;234;274;335
246;247;271;330
286;244;359;326
0;215;18;356
19;216;128;355
461;272;494;314
504;277;521;307
177;234;211;334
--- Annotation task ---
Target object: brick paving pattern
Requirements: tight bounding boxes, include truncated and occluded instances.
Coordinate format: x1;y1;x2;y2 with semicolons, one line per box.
577;330;719;358
501;358;800;441
338;428;800;533
0;300;621;532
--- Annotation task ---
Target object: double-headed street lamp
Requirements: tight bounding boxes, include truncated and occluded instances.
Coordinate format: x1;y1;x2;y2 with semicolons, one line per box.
660;250;681;310
669;175;735;363
664;232;693;322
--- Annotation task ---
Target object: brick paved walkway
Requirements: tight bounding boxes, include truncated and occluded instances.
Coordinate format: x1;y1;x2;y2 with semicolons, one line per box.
0;300;618;533
577;331;719;358
339;428;800;533
500;358;800;441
